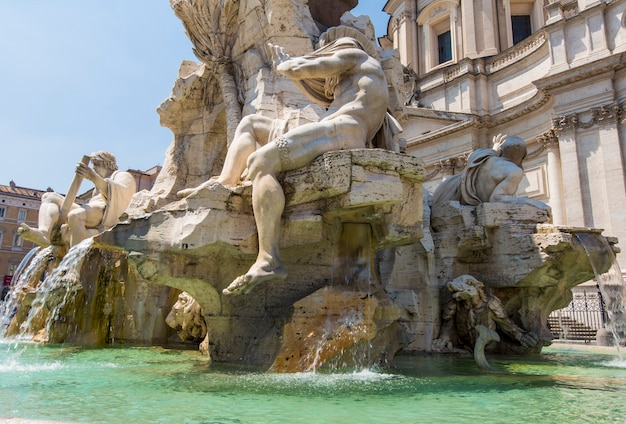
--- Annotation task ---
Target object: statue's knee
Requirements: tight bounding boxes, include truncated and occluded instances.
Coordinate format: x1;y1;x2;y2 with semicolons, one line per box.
67;209;86;225
239;115;256;131
247;149;280;179
41;192;63;205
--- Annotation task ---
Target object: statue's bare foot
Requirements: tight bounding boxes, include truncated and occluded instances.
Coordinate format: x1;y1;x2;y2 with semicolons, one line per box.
222;261;287;296
17;224;51;247
176;177;221;198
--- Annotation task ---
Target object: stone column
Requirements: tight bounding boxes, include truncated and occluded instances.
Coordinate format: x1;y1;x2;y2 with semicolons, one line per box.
597;122;626;270
545;139;566;225
480;0;499;56
538;129;567;225
461;0;478;58
556;127;586;227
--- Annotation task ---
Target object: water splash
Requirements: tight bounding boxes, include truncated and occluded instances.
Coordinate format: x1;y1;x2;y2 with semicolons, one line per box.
0;246;55;336
575;233;625;357
23;238;95;341
1;239;95;342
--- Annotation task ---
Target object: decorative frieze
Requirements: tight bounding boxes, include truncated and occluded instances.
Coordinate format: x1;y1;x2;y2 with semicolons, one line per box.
552;101;626;132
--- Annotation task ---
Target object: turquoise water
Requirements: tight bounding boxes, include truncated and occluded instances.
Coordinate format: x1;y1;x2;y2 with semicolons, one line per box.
1;341;625;424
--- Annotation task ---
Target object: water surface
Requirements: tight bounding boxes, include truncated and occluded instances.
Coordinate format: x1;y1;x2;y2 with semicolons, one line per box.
1;341;625;424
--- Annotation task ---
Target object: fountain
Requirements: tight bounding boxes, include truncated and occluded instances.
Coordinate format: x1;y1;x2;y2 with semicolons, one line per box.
1;1;625;422
1;0;623;384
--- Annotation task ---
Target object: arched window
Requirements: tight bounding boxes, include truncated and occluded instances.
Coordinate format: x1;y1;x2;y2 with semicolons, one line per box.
417;0;460;71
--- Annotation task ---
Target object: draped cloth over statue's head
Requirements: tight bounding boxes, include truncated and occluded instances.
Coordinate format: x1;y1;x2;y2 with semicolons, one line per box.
290;26;380;108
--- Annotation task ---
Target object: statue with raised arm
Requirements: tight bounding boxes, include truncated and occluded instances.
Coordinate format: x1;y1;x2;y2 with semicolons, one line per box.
18;151;136;248
432;134;551;214
177;27;400;296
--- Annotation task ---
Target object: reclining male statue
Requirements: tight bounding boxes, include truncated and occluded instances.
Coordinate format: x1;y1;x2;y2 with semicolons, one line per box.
18;151;136;248
177;27;401;296
432;134;551;215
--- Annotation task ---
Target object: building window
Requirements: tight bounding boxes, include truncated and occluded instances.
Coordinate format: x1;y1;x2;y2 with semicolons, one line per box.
0;207;5;220
0;230;3;246
417;0;459;71
438;31;453;64
8;262;18;276
17;208;27;223
511;15;532;44
12;232;23;250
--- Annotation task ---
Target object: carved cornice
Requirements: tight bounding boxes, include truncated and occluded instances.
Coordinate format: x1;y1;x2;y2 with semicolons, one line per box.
407;118;477;146
478;91;553;128
424;127;560;181
552;101;626;132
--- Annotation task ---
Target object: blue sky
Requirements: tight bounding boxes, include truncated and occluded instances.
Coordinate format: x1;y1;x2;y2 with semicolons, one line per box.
0;1;389;192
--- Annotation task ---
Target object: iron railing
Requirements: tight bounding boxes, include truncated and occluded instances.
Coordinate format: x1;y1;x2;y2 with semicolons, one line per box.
548;288;606;343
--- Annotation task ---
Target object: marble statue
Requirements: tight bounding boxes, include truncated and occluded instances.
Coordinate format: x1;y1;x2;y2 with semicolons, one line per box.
166;291;207;341
432;135;551;214
18;151;136;248
432;275;539;354
177;27;400;296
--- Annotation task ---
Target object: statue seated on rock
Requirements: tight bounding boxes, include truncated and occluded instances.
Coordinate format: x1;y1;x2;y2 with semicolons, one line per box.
432;275;539;355
177;27;401;296
432;135;551;215
18;151;136;248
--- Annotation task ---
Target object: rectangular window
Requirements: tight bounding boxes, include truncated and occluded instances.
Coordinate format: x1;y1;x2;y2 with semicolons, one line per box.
12;232;23;249
8;263;18;276
17;209;27;223
437;30;452;64
0;207;5;220
512;15;532;44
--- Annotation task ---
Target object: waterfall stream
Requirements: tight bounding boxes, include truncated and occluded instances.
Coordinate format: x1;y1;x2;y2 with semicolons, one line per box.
575;232;625;357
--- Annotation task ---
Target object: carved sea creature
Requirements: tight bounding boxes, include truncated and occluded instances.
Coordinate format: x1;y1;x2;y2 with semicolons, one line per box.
474;324;500;371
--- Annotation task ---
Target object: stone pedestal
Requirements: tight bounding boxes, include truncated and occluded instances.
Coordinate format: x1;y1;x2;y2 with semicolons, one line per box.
98;149;425;369
431;201;615;351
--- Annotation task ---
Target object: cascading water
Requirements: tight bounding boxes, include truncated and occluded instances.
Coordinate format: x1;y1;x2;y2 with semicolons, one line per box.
0;245;56;338
574;232;626;356
1;239;95;342
318;222;376;371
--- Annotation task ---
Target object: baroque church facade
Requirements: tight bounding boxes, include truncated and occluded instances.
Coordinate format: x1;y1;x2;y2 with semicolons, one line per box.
379;0;626;272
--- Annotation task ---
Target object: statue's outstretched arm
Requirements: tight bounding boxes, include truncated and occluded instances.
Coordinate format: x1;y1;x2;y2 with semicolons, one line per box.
489;298;538;348
276;48;365;80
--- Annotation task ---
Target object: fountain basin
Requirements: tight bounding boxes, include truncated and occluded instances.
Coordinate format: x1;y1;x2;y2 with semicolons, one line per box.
1;341;625;423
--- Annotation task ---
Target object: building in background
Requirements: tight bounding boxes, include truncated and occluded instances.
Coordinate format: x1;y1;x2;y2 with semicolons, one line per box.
1;165;162;299
0;181;47;298
380;0;626;272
